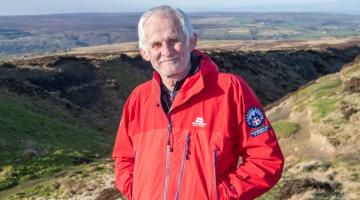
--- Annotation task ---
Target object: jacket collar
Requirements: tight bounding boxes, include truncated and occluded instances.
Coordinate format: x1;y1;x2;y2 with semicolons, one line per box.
151;49;219;109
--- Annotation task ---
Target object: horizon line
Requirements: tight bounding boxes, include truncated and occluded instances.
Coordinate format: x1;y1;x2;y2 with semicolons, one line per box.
1;10;359;17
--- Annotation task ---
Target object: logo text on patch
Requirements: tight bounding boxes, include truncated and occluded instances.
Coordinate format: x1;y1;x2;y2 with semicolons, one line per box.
192;117;207;128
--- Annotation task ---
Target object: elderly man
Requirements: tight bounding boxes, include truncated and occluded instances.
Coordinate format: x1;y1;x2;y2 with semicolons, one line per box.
113;5;284;200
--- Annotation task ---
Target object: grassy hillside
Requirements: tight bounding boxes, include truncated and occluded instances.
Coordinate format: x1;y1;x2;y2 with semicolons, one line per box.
0;46;359;199
0;55;150;199
263;56;360;199
0;88;114;191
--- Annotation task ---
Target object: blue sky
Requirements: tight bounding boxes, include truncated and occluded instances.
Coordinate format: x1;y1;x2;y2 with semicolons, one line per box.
1;0;359;16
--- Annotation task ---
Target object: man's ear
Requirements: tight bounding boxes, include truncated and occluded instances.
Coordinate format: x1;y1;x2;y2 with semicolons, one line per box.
139;48;150;61
189;33;198;50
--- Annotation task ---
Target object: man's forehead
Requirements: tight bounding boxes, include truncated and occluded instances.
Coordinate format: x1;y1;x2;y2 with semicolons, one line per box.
144;13;180;29
143;15;184;41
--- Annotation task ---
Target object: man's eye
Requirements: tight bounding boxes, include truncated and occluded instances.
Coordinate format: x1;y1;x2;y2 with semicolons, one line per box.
152;43;161;48
169;39;179;44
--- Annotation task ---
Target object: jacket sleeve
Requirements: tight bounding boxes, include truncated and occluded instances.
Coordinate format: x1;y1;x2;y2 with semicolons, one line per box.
112;99;135;200
218;76;284;200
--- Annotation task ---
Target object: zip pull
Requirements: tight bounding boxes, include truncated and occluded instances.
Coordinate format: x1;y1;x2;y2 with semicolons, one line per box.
170;89;175;103
184;133;190;159
170;92;174;103
167;123;172;146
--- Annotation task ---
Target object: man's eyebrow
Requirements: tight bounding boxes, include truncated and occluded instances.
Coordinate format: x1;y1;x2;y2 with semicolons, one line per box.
149;37;181;44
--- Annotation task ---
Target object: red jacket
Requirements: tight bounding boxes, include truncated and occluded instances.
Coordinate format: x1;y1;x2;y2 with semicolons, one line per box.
113;50;284;200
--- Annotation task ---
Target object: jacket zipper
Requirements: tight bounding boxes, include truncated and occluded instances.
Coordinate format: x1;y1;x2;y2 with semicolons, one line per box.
163;144;171;200
162;117;172;200
132;150;137;200
213;150;218;200
162;87;176;200
174;133;190;200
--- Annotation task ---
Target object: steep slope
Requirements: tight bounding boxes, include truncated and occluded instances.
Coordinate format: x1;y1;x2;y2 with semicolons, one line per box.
263;55;360;199
0;56;150;199
209;46;360;105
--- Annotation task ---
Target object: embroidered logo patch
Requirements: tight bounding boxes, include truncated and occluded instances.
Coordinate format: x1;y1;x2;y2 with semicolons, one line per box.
192;117;207;128
246;107;265;128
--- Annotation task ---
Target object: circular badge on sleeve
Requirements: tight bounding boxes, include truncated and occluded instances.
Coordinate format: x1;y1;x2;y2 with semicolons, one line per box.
246;107;265;128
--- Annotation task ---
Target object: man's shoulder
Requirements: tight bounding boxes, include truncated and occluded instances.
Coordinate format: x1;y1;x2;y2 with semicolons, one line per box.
217;72;247;86
218;72;238;79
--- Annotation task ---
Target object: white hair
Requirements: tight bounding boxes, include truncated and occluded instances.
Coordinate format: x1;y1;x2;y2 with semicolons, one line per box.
138;5;194;50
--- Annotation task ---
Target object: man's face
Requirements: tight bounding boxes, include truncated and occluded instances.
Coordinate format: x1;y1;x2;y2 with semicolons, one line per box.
139;14;196;80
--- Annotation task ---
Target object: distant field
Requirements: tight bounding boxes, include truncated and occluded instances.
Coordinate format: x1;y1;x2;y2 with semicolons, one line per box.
0;12;359;58
59;37;360;57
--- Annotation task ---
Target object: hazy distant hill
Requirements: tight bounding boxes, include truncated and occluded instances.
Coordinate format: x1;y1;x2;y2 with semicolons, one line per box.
0;12;360;57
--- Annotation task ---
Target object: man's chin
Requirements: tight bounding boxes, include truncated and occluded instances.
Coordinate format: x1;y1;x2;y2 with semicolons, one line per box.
160;71;178;78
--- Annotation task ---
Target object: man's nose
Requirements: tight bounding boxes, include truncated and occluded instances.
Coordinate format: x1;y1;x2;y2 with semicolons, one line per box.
161;41;174;56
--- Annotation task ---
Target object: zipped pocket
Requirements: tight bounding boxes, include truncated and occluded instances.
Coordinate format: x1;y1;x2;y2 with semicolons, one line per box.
132;150;137;200
175;133;190;200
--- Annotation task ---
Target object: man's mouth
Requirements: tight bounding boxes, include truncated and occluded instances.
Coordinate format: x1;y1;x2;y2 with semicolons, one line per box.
160;58;178;63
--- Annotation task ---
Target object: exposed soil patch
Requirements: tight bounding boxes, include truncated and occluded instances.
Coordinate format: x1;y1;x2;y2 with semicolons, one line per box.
72;157;93;165
343;77;360;94
279;178;342;200
341;103;359;120
95;187;122;200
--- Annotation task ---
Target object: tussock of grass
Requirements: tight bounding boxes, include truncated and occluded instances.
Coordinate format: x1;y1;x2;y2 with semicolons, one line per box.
272;120;300;139
0;166;18;190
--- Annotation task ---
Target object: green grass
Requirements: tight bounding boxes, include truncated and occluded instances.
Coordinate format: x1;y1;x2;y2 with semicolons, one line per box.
293;76;342;119
8;180;59;200
311;78;342;122
313;78;342;97
4;160;114;199
312;98;339;122
0;89;113;191
293;31;328;39
272;120;300;139
104;59;149;96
